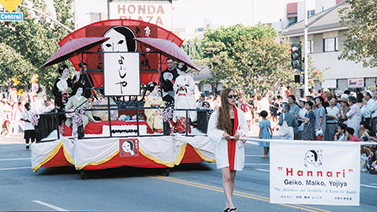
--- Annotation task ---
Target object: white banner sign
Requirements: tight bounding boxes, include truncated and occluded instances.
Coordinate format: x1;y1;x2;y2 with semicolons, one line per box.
270;141;360;205
104;53;140;96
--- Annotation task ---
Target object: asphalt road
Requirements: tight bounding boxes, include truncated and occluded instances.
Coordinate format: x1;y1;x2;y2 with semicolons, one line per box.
1;133;377;211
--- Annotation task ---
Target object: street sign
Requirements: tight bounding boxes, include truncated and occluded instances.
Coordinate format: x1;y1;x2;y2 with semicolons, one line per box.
0;0;22;12
0;12;22;21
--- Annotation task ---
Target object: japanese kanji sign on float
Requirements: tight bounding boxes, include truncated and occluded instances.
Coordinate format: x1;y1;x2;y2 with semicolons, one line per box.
270;141;360;206
104;52;140;96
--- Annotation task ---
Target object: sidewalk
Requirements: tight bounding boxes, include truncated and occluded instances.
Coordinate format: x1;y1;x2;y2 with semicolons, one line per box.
0;134;25;145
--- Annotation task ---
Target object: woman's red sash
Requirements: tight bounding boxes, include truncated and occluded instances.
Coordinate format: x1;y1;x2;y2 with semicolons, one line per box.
227;106;239;171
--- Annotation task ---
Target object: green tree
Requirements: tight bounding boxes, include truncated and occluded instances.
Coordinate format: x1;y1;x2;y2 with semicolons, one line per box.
0;43;38;90
0;0;73;96
339;1;377;67
181;37;203;61
200;23;293;96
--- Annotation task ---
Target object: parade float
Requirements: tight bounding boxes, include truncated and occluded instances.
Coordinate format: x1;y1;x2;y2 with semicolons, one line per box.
31;19;214;178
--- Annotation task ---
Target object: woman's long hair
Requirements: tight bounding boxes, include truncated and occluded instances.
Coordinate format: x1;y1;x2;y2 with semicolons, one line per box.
217;88;234;132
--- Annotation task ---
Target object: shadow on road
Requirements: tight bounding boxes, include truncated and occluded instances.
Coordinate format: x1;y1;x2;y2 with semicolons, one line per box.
36;162;214;180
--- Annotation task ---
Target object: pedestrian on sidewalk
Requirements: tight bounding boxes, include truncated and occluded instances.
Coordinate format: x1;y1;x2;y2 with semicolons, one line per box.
20;103;36;150
207;88;249;212
258;110;272;158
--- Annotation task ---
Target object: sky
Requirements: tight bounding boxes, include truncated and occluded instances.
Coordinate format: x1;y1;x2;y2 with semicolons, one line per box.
24;0;318;36
172;0;316;34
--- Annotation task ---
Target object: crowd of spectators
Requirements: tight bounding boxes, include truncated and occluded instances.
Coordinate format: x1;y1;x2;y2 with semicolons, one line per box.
196;86;377;173
0;94;54;139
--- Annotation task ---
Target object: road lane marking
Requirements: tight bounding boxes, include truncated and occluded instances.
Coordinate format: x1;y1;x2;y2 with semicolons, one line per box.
0;158;30;161
255;168;269;172
149;176;331;212
33;200;68;211
361;184;377;189
0;167;31;171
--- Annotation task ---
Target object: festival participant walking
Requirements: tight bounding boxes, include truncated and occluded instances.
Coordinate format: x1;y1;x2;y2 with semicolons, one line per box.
20;103;36;150
207;88;248;212
258;110;272;158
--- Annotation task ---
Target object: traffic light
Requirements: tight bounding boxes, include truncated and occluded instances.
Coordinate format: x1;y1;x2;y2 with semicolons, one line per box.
294;74;300;83
291;43;302;70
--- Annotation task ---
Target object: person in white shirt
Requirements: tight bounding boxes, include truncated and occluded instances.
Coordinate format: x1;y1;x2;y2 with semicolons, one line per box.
346;96;362;136
326;97;340;141
30;95;44;114
360;90;377;131
259;94;270;115
278;84;287;99
20;103;36;150
297;98;308;139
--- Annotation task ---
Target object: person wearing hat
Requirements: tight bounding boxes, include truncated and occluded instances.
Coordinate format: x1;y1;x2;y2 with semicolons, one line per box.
346;96;362;136
325;97;339;141
336;97;350;124
360;90;377;131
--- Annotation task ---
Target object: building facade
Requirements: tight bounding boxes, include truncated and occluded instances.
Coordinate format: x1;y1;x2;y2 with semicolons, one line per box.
281;2;377;92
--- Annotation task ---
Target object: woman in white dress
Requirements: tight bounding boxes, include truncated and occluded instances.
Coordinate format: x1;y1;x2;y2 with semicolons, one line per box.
207;88;249;212
173;63;196;133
